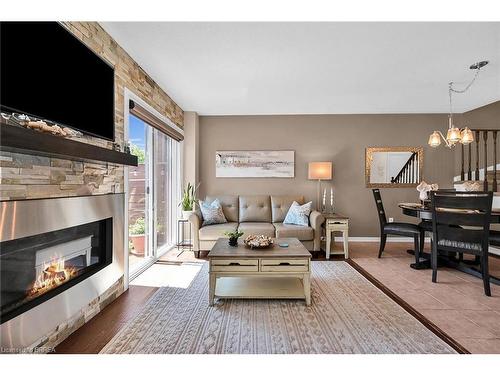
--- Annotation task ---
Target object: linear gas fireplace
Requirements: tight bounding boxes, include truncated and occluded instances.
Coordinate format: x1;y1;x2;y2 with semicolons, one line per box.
0;195;124;340
0;218;112;323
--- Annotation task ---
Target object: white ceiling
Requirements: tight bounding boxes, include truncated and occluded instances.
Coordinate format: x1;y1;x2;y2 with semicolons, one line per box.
101;22;500;115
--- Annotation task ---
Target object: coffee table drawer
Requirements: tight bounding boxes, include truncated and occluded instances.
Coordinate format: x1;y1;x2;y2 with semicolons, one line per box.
260;259;309;272
211;259;259;272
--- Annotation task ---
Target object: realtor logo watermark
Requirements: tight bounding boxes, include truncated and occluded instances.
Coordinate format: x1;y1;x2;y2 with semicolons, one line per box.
1;346;55;354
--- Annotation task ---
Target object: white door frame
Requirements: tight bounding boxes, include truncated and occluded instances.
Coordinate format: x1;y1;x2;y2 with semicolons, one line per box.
123;88;184;290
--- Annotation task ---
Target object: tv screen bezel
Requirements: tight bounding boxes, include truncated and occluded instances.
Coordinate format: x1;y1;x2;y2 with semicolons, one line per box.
0;22;116;142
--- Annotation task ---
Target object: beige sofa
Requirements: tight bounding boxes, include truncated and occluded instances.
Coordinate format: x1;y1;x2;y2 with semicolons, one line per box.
188;195;324;255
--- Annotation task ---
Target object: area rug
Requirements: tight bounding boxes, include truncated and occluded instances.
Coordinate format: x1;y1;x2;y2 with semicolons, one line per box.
100;262;456;354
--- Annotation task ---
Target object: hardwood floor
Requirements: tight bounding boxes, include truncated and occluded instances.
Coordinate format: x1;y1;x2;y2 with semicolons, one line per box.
54;242;500;354
54;285;158;354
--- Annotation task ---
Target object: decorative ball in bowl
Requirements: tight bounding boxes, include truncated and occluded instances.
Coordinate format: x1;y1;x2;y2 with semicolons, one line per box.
244;235;274;249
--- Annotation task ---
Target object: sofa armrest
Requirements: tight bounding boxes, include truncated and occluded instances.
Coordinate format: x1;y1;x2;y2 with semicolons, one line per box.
188;211;202;252
309;210;325;230
309;210;325;252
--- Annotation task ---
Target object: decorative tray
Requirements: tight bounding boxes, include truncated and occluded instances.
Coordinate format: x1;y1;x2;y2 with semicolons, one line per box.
244;235;274;249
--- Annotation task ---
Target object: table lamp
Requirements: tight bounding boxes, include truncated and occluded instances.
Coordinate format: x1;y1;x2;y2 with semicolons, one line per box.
308;162;333;212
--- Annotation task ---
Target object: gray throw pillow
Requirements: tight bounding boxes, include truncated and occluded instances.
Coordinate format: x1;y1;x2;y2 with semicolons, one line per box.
283;201;312;226
199;199;227;226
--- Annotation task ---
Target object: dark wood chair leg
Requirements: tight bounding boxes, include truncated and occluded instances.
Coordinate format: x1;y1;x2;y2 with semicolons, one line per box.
378;233;387;258
195;251;200;259
413;234;420;265
419;230;425;255
431;245;438;283
481;254;491;296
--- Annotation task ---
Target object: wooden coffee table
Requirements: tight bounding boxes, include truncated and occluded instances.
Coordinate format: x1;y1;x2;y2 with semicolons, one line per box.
207;237;311;306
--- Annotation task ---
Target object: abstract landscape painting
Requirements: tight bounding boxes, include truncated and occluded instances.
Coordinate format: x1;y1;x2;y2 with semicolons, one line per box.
215;150;295;178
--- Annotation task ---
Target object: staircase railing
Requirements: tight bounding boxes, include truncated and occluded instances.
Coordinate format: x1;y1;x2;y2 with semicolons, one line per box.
391;152;419;184
459;129;498;192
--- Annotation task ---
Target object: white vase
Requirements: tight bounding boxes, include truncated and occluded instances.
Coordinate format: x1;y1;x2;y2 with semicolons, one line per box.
182;210;193;220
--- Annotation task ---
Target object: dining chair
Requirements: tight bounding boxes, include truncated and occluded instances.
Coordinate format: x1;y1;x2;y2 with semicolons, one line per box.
491;230;500;246
430;191;493;296
418;189;457;258
372;189;421;262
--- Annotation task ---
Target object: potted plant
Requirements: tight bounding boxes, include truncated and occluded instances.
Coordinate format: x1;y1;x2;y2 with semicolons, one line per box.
129;217;145;255
179;182;199;219
224;229;244;247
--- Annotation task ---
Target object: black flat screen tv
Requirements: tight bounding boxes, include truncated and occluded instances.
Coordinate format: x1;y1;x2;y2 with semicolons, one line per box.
1;22;115;141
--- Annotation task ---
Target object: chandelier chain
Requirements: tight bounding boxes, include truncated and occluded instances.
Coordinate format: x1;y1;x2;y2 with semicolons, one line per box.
448;67;483;115
429;61;487;149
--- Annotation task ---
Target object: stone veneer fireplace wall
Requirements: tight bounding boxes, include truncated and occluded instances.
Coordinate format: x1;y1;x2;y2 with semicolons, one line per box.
0;22;183;350
1;22;183;202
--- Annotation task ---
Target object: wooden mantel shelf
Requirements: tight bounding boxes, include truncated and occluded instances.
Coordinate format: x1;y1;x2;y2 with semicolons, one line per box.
0;124;138;167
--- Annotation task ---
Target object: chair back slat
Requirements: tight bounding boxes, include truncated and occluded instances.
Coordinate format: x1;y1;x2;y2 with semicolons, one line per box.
435;210;490;226
431;192;492;210
431;191;493;254
436;225;485;245
372;189;387;228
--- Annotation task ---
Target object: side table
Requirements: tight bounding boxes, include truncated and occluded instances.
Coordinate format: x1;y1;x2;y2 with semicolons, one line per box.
176;218;193;257
323;213;349;259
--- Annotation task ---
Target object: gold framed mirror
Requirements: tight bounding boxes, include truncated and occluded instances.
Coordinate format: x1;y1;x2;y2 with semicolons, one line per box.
365;146;423;188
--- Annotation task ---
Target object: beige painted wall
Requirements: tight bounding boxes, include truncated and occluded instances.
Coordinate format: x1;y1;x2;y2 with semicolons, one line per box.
462;101;500;129
198;114;456;236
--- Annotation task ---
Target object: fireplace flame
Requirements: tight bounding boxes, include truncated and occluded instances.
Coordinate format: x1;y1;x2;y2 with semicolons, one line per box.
29;258;78;298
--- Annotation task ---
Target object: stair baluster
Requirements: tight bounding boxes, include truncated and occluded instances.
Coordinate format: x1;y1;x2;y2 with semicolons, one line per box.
475;130;480;181
494;131;498;192
483;131;488;191
391;152;418;184
461;143;465;180
468;143;472;180
458;129;499;192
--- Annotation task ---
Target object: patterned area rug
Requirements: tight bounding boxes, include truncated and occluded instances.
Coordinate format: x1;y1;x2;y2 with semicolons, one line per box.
101;262;456;354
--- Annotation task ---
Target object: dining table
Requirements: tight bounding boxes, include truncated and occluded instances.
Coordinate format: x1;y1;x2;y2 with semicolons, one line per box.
398;202;500;285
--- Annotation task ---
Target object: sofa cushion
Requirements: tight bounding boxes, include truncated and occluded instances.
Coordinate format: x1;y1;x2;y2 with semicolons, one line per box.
205;195;239;222
238;222;275;238
199;222;238;241
271;195;305;223
274;223;314;241
283;201;313;226
199;199;227;226
239;195;271;222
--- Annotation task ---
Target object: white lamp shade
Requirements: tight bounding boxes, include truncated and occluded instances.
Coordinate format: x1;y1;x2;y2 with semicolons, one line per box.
446;126;461;144
460;127;474;144
428;131;441;148
308;162;332;180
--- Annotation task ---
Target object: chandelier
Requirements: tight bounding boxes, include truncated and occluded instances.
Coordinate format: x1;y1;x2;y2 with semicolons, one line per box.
428;61;488;148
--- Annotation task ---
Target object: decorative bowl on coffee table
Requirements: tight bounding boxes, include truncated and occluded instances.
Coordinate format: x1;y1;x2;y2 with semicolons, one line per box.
244;235;274;249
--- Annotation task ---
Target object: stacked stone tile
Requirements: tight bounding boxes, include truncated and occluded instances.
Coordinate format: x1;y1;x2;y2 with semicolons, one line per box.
0;22;183;201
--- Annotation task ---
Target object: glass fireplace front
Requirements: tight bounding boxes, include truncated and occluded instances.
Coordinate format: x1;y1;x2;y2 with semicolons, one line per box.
0;218;112;323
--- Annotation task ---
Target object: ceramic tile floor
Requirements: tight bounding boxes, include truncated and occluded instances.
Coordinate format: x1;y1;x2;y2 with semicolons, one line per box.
349;241;500;354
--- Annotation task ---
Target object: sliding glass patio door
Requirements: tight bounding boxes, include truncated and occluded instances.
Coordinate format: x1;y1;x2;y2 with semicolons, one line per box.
154;130;181;254
127;114;181;278
128;115;154;274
